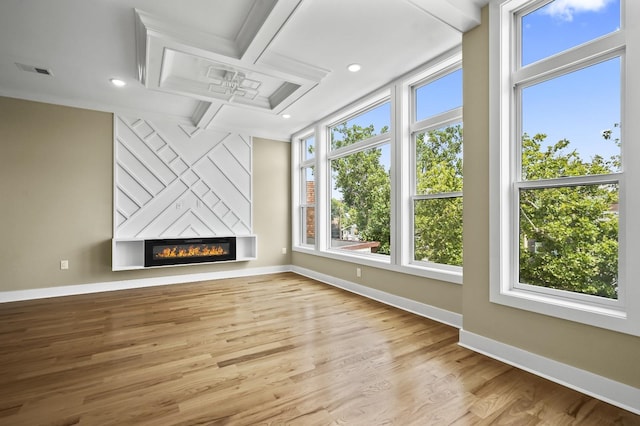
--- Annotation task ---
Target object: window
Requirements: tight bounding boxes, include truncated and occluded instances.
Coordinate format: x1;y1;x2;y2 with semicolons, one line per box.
329;102;391;257
412;68;463;268
490;0;640;335
518;58;621;300
299;135;315;247
292;49;463;283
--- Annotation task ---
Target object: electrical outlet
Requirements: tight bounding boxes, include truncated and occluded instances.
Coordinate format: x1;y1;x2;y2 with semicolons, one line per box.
282;247;287;254
60;260;69;270
356;267;362;278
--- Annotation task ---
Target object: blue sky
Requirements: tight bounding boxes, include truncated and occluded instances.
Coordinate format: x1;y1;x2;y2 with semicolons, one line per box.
521;0;621;163
522;0;620;65
416;69;462;121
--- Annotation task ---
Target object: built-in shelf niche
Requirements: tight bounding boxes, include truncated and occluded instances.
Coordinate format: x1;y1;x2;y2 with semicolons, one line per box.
112;235;257;271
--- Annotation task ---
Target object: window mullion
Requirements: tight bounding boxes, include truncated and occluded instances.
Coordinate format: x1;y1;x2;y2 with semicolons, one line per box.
413;192;463;200
327;133;390;160
390;83;401;267
516;173;621;189
314;124;327;252
513;32;625;87
412;107;462;134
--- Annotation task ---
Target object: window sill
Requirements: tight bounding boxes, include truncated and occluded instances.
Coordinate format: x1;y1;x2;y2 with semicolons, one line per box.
292;246;463;284
490;286;639;337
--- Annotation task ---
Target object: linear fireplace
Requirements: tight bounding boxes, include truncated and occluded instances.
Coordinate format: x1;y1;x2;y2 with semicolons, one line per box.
144;237;236;267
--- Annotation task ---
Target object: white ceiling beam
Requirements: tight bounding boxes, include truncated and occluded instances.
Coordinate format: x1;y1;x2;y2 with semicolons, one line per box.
241;0;303;64
192;101;223;129
135;5;329;119
407;0;482;33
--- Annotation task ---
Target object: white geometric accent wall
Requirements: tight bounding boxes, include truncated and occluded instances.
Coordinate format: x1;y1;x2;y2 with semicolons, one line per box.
114;115;252;239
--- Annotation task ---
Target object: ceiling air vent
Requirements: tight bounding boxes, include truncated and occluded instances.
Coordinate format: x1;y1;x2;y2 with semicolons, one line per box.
15;63;54;76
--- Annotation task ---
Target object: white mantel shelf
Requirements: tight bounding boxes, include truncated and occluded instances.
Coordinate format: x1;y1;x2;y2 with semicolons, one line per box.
112;235;257;271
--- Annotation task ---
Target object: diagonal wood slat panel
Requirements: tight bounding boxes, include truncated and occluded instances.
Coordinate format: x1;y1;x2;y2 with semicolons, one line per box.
0;273;637;425
115;116;252;237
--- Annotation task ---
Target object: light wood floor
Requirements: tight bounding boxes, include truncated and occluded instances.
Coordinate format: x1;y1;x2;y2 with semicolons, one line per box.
0;272;638;425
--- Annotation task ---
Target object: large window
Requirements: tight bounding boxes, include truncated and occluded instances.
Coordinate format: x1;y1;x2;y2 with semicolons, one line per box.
412;69;463;268
518;57;621;300
329;102;391;256
490;0;640;335
292;50;463;283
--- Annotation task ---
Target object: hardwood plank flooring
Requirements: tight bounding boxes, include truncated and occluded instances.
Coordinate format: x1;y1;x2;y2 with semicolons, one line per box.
0;272;637;425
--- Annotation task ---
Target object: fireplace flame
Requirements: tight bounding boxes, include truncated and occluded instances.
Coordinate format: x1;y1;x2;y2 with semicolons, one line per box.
155;245;227;259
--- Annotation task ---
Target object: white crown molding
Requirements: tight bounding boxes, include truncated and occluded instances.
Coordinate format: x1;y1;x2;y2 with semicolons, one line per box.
407;0;482;32
0;87;196;128
257;51;331;84
135;9;239;59
459;329;640;415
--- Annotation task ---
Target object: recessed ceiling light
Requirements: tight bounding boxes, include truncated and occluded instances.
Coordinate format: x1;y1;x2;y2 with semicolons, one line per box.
110;78;126;87
282;114;291;119
347;63;361;73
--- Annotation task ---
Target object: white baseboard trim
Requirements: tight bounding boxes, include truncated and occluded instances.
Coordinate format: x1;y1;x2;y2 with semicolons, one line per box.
459;329;640;415
0;265;292;303
292;265;463;328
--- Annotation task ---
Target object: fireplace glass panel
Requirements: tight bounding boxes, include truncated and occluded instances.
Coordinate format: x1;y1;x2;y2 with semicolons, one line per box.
144;238;236;267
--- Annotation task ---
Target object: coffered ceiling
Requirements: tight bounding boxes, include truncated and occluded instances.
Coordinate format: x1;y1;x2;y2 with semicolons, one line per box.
0;0;488;140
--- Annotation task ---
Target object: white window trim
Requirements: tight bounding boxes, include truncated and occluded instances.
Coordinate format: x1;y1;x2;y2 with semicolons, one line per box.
409;111;463;271
326;97;392;260
292;47;464;284
489;0;640;336
293;132;316;249
299;167;315;249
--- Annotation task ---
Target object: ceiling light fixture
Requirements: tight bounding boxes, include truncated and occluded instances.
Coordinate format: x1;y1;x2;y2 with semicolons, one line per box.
347;63;361;73
207;67;261;100
282;114;291;119
110;78;126;87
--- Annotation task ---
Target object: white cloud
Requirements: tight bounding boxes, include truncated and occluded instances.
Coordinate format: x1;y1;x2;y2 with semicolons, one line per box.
543;0;614;21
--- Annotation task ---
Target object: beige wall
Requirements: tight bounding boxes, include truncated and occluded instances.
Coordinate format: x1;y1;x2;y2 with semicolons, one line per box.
0;97;290;292
462;6;640;388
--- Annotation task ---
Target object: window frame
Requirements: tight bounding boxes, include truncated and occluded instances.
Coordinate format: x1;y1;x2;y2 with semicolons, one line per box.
292;48;464;284
410;65;464;271
326;98;392;260
300;165;315;248
489;0;640;336
295;133;316;249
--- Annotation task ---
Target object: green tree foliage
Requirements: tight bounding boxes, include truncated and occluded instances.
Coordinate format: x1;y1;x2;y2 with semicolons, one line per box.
330;120;618;300
331;124;391;254
414;125;463;265
519;133;619;299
